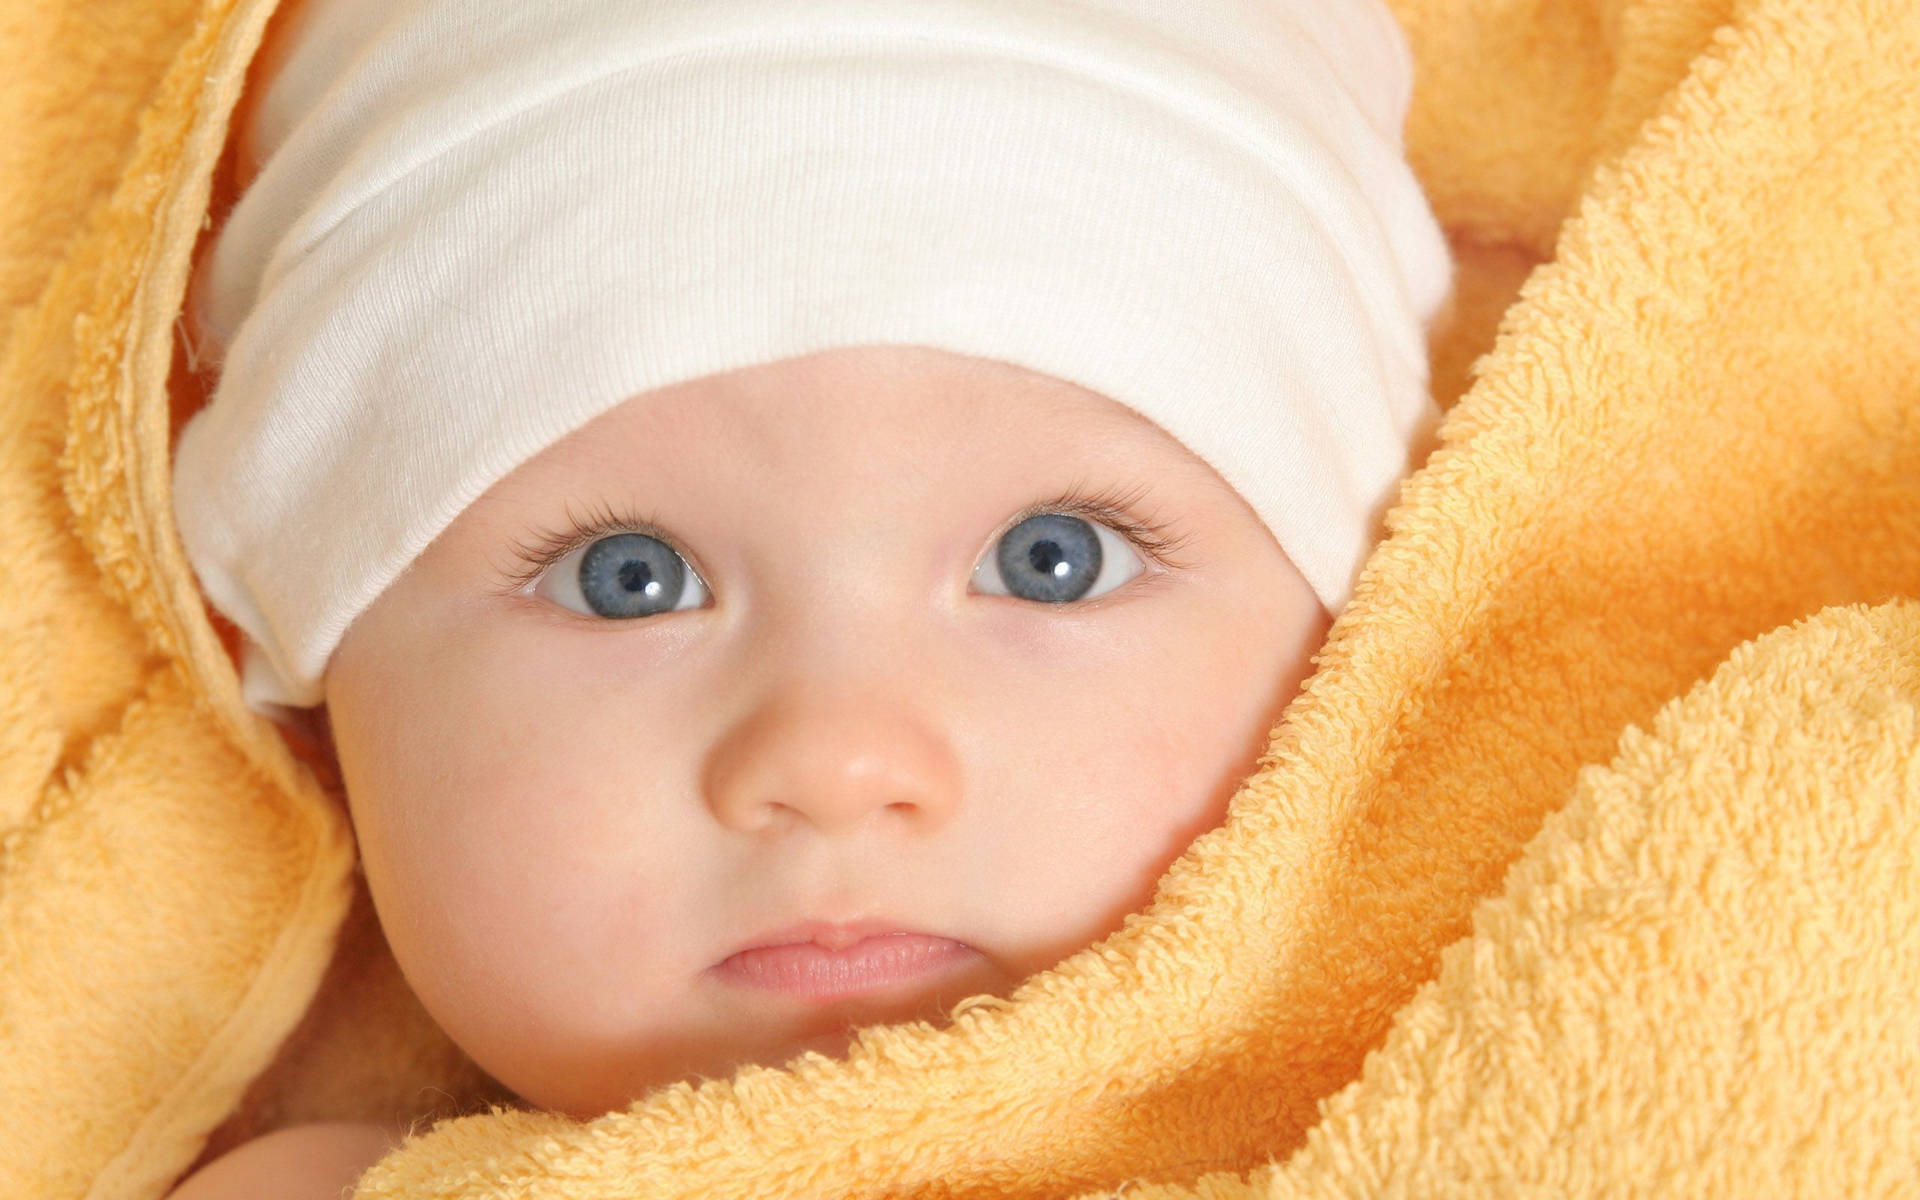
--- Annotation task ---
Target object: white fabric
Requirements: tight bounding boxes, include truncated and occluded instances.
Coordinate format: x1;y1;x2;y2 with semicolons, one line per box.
174;0;1454;710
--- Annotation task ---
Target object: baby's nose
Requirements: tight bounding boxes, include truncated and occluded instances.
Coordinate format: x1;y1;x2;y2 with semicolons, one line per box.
701;688;962;835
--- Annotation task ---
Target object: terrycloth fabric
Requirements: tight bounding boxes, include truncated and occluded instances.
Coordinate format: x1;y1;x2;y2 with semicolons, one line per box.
4;1;1919;1199
174;0;1453;710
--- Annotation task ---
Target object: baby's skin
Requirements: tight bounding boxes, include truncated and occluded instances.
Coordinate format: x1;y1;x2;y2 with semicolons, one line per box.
167;1123;406;1200
169;344;1328;1196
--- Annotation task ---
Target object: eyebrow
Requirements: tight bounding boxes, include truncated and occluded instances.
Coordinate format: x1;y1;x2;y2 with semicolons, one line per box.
1078;404;1243;499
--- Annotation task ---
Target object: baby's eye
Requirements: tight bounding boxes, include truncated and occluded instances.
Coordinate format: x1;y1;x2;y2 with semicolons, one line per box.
534;532;710;619
969;512;1145;604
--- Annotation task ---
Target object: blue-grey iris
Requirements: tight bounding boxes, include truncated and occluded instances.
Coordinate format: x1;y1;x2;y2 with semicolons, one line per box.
996;512;1102;603
578;532;687;619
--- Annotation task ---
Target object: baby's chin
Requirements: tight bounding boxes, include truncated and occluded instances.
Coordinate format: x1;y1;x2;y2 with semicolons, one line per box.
508;982;999;1118
516;1031;878;1119
733;980;985;1074
792;1026;860;1062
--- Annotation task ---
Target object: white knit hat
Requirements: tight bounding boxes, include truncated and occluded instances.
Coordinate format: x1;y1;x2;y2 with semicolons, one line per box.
175;0;1454;710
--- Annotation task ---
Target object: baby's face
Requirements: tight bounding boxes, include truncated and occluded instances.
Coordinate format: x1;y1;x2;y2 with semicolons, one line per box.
324;344;1327;1117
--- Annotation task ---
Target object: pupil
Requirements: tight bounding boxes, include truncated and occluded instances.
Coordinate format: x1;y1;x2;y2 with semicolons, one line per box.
1029;540;1066;577
617;559;654;595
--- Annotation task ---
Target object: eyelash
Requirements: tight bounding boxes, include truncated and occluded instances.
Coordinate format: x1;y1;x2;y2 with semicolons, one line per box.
493;481;1197;597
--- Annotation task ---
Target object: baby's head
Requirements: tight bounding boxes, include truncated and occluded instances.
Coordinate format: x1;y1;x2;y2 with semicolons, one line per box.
322;343;1329;1117
174;0;1449;1117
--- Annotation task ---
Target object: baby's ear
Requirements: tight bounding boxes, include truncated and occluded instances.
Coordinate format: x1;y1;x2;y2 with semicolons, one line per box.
274;703;346;806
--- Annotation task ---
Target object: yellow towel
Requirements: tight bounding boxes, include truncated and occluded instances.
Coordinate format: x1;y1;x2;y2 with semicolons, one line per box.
5;0;1918;1195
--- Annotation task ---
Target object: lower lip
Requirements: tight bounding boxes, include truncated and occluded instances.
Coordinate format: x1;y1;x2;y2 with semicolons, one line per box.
713;933;978;1000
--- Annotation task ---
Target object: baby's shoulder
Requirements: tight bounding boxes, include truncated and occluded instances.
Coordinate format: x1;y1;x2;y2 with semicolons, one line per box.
166;1121;403;1200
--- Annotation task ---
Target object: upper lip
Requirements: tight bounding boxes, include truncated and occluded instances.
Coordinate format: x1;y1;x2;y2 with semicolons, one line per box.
728;917;948;955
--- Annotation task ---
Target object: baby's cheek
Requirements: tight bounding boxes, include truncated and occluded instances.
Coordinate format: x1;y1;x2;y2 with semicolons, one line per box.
361;767;654;1050
360;686;686;983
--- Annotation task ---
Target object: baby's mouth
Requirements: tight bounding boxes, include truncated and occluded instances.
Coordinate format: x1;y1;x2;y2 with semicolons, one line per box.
711;922;982;1001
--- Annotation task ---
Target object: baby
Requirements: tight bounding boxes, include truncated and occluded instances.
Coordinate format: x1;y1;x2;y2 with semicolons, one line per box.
166;0;1450;1193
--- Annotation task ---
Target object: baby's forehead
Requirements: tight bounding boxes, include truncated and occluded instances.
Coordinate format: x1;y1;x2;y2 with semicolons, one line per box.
458;352;1237;533
544;347;1198;465
645;357;1213;480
